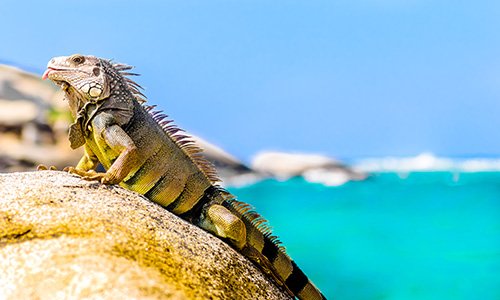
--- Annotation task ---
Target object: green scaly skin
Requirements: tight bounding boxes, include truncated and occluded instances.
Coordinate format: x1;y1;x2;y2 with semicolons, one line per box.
42;54;326;300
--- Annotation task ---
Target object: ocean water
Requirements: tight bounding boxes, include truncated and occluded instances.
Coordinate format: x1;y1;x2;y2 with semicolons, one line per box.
228;171;500;300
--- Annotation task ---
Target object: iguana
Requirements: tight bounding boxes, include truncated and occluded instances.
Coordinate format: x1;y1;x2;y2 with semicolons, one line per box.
41;54;326;300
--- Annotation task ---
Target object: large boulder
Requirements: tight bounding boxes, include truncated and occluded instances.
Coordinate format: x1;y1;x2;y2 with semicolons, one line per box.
252;151;367;186
0;171;290;300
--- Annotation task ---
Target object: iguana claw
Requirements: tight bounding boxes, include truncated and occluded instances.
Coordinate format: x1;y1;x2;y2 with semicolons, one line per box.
63;166;77;173
65;167;114;185
82;173;107;183
37;164;57;171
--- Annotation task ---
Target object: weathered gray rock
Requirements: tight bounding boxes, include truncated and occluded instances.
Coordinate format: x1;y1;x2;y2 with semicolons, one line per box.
252;151;367;186
0;171;290;300
192;136;263;187
0;64;81;172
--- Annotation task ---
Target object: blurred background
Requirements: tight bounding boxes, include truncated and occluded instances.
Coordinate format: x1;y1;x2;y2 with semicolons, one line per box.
1;1;500;299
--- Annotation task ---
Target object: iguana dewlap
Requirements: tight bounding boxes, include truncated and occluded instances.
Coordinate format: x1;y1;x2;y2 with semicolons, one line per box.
42;54;326;300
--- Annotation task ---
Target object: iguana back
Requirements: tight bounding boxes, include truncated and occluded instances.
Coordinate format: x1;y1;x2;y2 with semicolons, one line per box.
42;54;326;300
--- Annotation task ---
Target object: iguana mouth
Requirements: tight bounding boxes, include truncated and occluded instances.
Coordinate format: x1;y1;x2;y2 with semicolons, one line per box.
42;67;76;80
42;67;61;80
42;67;71;91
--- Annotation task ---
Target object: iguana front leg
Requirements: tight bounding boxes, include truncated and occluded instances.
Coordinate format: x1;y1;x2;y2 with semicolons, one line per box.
73;144;100;171
69;112;138;185
65;144;100;178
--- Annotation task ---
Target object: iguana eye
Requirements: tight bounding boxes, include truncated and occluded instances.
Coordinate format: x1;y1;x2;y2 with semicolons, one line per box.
72;55;85;64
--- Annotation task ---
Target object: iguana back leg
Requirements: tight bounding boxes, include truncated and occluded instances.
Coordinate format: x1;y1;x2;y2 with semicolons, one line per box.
198;203;295;297
198;204;247;250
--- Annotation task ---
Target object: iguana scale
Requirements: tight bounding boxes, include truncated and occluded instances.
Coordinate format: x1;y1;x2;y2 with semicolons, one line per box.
41;54;326;300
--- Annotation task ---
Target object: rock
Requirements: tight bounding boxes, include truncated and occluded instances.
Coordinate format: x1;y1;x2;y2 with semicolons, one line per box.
0;155;33;173
0;171;290;300
0;64;81;172
252;151;367;186
0;99;39;126
192;136;262;187
0;64;59;112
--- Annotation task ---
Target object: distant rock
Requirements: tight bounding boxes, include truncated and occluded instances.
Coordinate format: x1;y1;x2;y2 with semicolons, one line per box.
0;65;59;110
0;64;81;171
192;136;262;186
0;171;290;300
252;151;367;186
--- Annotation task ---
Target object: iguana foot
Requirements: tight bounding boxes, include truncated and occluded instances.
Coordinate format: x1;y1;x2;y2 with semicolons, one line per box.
37;164;57;171
65;167;117;185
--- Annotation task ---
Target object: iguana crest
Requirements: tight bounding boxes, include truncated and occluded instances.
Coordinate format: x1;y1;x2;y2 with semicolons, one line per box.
109;61;220;183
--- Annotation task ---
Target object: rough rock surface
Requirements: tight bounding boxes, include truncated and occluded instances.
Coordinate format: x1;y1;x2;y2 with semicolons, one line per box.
0;171;290;300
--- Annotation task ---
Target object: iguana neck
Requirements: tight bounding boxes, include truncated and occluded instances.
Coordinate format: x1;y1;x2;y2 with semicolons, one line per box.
65;78;135;151
64;85;87;119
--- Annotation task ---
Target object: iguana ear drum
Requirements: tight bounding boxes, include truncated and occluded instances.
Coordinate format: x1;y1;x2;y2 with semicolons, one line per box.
93;68;100;76
89;86;102;98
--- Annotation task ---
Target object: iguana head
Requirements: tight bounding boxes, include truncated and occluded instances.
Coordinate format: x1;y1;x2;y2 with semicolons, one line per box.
43;54;111;103
43;54;144;118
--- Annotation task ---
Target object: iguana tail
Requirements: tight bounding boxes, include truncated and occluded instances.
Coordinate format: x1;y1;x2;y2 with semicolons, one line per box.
222;198;327;300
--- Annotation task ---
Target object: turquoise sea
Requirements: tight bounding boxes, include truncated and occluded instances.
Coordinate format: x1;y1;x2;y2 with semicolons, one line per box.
228;172;500;300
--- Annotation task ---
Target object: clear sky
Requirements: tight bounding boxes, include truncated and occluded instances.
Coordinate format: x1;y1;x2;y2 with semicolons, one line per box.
2;1;500;162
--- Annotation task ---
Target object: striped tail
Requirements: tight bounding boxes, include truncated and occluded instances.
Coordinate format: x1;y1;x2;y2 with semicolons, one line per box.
222;198;327;300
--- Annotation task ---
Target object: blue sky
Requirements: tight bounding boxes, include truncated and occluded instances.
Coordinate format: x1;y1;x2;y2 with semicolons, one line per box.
2;1;500;161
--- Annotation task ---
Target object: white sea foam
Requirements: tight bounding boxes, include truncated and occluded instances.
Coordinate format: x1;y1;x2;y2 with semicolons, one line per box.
302;169;352;187
354;152;500;172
